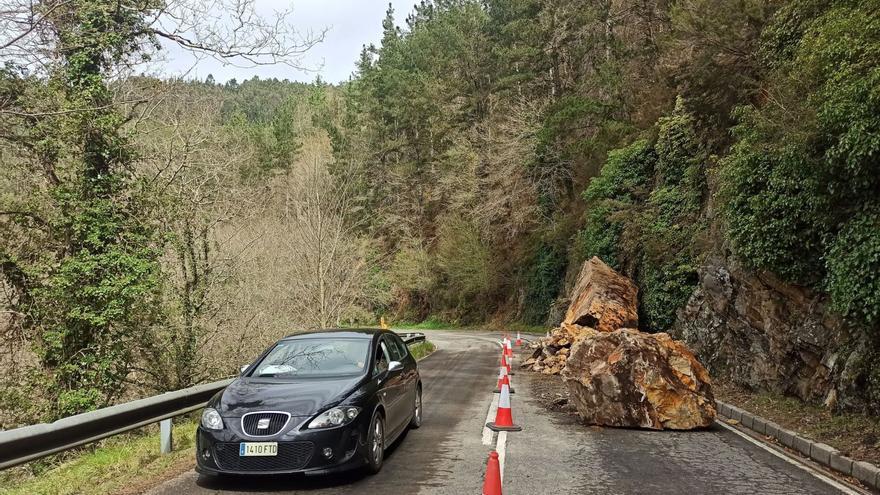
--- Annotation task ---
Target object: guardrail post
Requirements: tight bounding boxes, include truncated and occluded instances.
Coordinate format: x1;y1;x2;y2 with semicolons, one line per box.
160;418;173;454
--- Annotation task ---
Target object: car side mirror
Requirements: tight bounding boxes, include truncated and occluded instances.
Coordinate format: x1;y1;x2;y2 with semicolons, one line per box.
388;361;403;372
240;364;249;375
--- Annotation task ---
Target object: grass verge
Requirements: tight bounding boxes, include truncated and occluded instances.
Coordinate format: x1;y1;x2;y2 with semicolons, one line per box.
0;418;198;495
715;382;880;466
394;318;459;330
497;321;548;335
409;340;436;361
394;318;549;335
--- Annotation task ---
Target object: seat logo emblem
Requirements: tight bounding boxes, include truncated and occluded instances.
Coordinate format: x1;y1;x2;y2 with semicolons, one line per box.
257;418;270;429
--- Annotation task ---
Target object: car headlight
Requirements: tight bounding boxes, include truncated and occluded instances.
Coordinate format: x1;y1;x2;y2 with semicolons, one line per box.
307;406;361;429
201;407;224;430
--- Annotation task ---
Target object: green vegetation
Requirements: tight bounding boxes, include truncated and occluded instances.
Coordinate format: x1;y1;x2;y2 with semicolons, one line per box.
721;0;880;312
0;0;334;425
395;319;457;331
521;244;567;325
0;420;197;495
577;100;705;330
0;0;165;418
408;341;437;361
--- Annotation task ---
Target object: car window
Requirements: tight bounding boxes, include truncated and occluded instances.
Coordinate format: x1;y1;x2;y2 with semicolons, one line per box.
373;340;390;375
250;338;369;378
383;335;404;361
389;334;409;360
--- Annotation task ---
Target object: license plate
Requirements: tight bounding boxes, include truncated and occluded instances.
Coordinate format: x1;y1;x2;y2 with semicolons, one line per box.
239;442;278;456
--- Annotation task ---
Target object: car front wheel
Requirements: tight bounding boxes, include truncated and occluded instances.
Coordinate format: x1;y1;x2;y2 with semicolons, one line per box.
365;411;385;474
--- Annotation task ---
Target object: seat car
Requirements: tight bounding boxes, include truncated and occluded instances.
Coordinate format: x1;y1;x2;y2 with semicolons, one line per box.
195;329;422;476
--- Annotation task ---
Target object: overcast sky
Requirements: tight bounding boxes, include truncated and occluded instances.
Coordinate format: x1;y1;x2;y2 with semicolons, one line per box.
160;0;416;84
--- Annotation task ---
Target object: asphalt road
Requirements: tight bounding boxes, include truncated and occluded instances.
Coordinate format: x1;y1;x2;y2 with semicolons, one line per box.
147;330;860;495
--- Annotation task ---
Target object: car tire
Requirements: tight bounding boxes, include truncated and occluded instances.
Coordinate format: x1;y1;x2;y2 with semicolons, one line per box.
409;386;422;429
365;410;385;474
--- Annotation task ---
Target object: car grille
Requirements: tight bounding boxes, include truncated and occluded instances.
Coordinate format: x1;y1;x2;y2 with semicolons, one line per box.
214;442;314;471
241;412;290;436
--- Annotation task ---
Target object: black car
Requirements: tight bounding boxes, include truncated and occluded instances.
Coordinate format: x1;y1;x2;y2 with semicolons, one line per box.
196;329;422;476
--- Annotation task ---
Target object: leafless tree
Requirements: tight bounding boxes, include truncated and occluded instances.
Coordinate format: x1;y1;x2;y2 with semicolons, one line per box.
129;82;266;390
278;154;372;329
0;0;326;74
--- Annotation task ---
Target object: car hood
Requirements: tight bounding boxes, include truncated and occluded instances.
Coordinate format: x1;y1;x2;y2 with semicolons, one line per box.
216;375;364;417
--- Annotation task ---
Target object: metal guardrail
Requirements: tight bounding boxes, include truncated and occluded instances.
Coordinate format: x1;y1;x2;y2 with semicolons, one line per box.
0;379;233;470
399;332;427;345
0;331;429;470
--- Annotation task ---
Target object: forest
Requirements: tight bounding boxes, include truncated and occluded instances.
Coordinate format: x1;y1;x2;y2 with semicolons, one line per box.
1;0;879;426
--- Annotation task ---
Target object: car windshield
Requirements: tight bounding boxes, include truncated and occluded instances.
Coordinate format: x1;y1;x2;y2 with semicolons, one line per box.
250;338;370;378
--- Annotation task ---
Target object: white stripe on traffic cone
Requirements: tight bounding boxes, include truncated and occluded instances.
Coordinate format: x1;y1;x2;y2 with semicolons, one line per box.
486;381;522;432
494;365;514;393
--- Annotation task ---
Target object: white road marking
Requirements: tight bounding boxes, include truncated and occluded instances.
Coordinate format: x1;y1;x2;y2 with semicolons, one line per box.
482;394;499;446
496;430;507;483
485;337;508;483
715;420;865;495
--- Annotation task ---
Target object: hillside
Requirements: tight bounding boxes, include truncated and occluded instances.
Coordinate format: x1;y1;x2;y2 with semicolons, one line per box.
1;0;878;427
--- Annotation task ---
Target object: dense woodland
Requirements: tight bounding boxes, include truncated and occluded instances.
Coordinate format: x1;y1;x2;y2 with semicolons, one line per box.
328;0;879;338
1;0;879;425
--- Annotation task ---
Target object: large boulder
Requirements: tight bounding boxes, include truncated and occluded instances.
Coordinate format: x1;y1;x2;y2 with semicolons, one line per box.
564;257;639;332
562;328;716;430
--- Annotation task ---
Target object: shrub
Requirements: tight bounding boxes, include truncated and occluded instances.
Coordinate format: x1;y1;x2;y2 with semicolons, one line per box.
577;204;622;271
655;96;704;189
637;184;702;330
521;243;566;325
578;139;655;269
639;257;700;331
826;211;880;327
582;139;655;204
433;215;492;317
720;125;830;286
578;101;705;331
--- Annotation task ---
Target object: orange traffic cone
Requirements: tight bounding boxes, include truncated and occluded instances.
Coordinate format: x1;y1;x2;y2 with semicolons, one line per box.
515;332;522;347
483;451;502;495
487;381;522;432
494;366;515;393
505;339;513;358
500;352;513;375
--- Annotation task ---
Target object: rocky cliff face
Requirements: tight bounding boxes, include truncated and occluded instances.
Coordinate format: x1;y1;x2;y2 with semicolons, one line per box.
672;254;879;413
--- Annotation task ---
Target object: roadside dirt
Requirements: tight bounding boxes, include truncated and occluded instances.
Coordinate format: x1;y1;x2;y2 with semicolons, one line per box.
518;356;582;428
527;371;575;412
716;381;880;466
118;455;194;495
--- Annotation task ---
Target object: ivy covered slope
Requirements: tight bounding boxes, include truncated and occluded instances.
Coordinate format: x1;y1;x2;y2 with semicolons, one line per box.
579;98;706;332
721;0;880;320
707;0;880;411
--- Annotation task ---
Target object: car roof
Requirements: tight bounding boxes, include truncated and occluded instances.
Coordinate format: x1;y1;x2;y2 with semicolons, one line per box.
280;328;389;341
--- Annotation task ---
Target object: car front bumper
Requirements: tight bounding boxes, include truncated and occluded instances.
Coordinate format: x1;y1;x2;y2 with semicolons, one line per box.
195;414;370;476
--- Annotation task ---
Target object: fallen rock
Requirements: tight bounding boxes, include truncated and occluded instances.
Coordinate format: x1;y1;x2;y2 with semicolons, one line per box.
562;328;716;430
520;323;596;375
564;257;639;332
